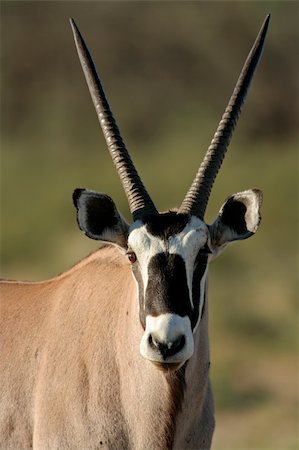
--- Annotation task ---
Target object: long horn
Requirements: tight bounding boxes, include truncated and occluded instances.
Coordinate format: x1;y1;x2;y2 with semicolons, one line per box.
179;15;270;218
70;19;158;221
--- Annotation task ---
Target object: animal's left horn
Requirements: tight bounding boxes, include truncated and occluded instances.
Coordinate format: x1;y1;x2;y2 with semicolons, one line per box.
70;19;158;221
179;15;270;219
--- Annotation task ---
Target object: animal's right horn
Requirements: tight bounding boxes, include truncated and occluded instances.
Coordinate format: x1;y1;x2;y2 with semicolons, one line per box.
70;19;158;221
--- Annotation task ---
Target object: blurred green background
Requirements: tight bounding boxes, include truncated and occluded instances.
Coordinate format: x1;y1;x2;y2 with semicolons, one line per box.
1;2;298;449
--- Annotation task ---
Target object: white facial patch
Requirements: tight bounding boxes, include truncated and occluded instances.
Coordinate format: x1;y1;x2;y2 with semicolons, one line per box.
128;220;167;297
168;216;208;307
194;265;208;333
128;217;208;304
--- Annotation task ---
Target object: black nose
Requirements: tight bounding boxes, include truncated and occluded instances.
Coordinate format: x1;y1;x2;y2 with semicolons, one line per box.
149;334;185;360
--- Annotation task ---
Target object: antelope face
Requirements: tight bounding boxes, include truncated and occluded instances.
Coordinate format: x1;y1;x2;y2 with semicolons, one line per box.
128;213;210;368
74;188;262;371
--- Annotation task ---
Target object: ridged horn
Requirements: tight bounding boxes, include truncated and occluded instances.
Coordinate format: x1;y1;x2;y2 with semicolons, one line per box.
70;18;158;221
179;14;270;219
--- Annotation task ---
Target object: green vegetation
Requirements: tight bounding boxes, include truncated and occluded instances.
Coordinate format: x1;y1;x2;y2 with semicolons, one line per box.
1;2;298;449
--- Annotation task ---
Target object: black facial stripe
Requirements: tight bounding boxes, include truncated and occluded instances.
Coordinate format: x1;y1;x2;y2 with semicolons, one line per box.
191;253;208;328
145;253;192;317
145;212;190;239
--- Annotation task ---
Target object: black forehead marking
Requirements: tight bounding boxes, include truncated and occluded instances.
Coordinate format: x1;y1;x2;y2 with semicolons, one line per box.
145;253;192;317
144;212;190;239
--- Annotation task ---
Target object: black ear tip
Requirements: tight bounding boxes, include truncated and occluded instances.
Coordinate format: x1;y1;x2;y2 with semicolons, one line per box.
73;188;85;208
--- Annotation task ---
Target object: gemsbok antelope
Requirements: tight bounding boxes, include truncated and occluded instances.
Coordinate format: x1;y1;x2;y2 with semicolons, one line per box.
0;15;270;450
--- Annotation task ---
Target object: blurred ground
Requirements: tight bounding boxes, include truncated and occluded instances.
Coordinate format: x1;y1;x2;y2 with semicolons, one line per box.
1;2;298;449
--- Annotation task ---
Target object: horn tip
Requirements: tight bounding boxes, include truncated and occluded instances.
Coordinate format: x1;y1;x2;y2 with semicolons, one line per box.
69;18;79;36
263;13;271;31
69;18;85;56
259;14;270;42
257;14;270;52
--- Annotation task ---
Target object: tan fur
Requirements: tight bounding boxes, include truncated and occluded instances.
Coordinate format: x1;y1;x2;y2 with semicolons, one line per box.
0;246;214;449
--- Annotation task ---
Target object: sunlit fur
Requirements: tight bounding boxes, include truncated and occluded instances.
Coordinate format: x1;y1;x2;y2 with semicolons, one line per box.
0;246;214;449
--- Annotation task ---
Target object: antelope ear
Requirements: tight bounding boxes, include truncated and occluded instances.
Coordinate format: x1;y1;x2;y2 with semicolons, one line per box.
209;189;263;250
73;189;129;249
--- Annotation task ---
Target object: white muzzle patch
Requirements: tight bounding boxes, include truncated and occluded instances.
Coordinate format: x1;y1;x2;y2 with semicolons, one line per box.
140;313;194;364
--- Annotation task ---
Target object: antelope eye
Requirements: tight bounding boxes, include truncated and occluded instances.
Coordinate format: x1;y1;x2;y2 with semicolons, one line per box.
127;252;137;264
199;243;212;255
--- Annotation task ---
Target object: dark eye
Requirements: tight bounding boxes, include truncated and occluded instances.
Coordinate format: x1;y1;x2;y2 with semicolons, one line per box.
199;243;212;255
127;252;137;264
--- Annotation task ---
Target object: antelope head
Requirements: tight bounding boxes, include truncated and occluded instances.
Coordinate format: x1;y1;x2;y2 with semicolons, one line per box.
71;16;269;371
